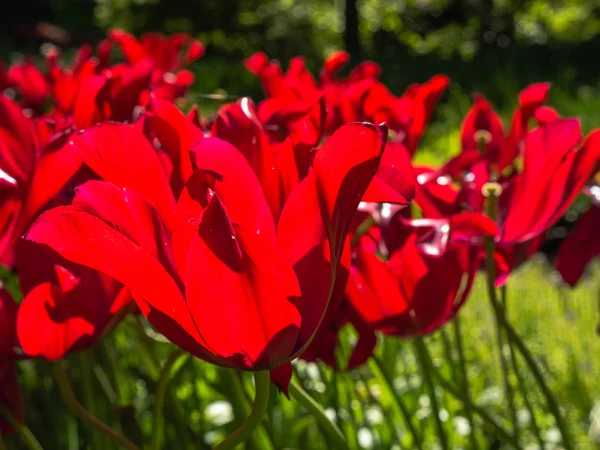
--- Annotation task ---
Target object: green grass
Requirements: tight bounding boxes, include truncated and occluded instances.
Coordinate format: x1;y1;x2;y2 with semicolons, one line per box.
3;259;600;449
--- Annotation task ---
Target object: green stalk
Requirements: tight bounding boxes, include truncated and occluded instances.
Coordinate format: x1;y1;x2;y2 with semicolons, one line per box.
453;317;478;449
214;371;271;450
52;361;141;450
482;185;572;450
487;295;572;449
501;285;545;448
509;342;545;449
79;353;106;450
0;406;44;450
412;337;448;450
431;372;519;448
223;369;273;450
150;349;188;450
289;378;348;449
130;317;194;448
485;246;520;442
369;356;423;450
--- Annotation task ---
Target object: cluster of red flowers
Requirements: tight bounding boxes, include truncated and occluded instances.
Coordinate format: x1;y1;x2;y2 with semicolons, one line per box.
1;29;599;434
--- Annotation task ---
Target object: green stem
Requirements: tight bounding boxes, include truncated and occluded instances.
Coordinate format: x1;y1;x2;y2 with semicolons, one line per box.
52;361;141;450
288;378;348;450
150;349;187;450
130;317;160;378
214;371;271;450
0;434;6;450
502;285;545;449
509;341;545;449
431;372;519;448
79;353;106;450
131;317;194;449
483;231;571;449
452;318;479;449
488;295;572;449
412;337;448;450
351;215;376;246
0;406;44;450
485;244;519;441
223;369;273;450
369;356;423;450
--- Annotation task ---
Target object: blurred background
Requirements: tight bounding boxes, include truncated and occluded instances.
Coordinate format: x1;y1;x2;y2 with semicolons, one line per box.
4;0;600;110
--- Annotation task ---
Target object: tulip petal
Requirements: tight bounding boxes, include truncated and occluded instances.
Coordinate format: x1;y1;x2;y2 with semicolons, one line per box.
69;122;176;222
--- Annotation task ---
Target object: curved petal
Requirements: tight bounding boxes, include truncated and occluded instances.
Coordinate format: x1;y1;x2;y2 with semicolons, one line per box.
24;206;216;362
69;122;176;223
178;138;301;368
108;29;147;64
502;119;583;243
278;122;386;354
0;96;36;182
555;205;600;287
146;97;204;193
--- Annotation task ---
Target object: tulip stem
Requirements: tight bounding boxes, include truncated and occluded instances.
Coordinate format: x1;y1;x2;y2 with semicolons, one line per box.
483;236;571;449
214;370;271;450
430;372;519;448
412;337;448;450
485;243;520;441
288;377;348;450
508;335;546;449
150;349;188;450
130;317;195;448
0;406;44;450
369;355;423;450
52;361;141;450
452;317;479;449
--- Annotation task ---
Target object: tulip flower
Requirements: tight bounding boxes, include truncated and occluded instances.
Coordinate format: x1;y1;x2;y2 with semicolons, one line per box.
245;51;448;141
24;121;387;390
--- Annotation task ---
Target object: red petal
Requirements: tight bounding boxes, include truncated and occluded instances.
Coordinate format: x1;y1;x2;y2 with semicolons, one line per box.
277;123;386;354
0;95;36;182
502;119;583;243
555;205;600;287
69;123;176;223
270;363;293;396
313;122;387;263
460;94;505;164
108;29;147;64
244;52;269;76
322;51;350;81
179;138;301;368
72;75;110;129
146;97;204;193
24;206;216;361
20;131;82;229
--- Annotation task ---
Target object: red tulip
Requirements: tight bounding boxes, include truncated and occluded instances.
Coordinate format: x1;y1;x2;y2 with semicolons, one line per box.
25;122;386;389
457;83;552;172
0;96;82;266
501;120;600;243
8;59;50;112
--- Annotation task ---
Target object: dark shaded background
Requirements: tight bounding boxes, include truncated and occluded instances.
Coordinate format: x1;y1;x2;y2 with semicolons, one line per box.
3;0;600;105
